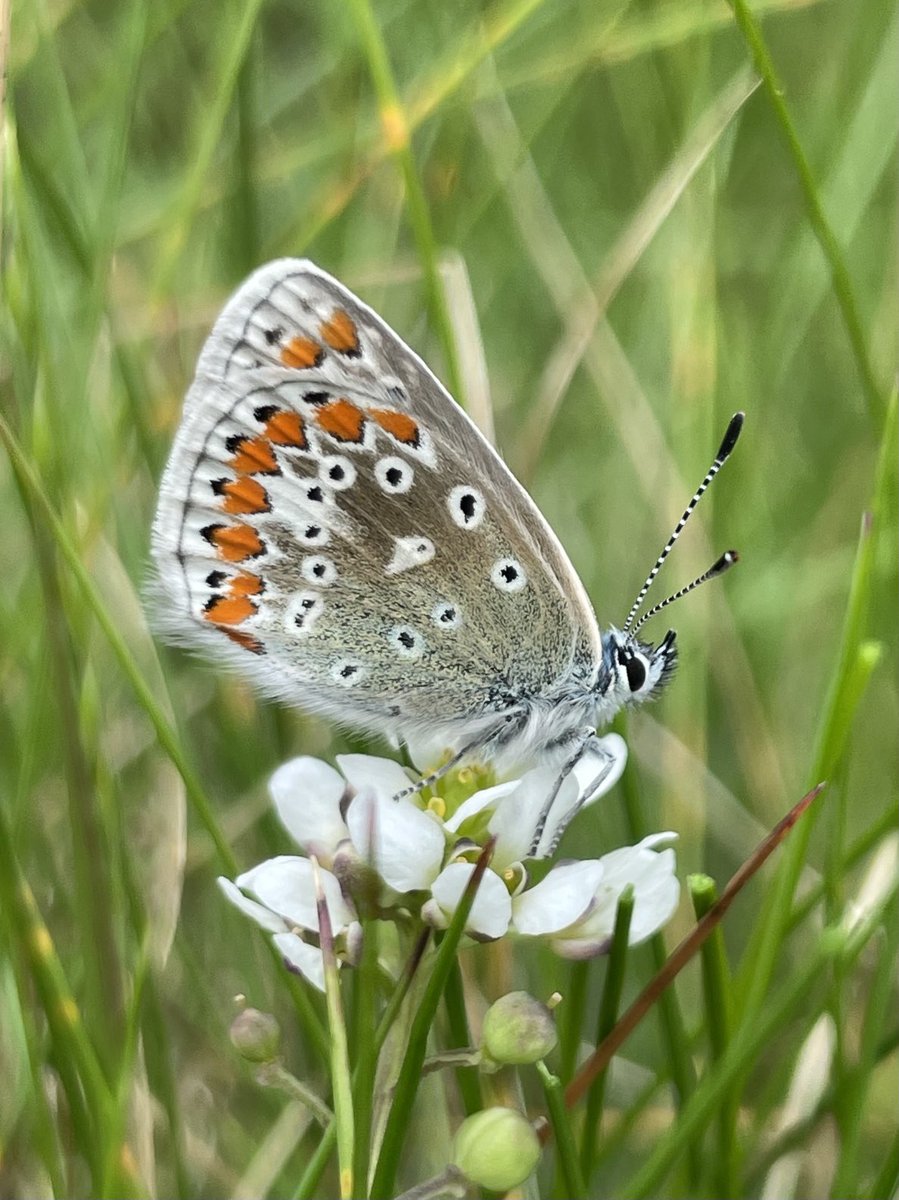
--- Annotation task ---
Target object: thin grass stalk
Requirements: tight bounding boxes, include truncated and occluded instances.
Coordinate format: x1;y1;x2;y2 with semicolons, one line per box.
736;390;897;1022
830;898;899;1196
726;0;885;423
615;734;699;1184
689;874;737;1196
351;919;379;1197
314;860;355;1199
538;1060;587;1198
558;960;589;1086
443;958;482;1117
346;0;464;406
0;802;119;1191
580;885;634;1183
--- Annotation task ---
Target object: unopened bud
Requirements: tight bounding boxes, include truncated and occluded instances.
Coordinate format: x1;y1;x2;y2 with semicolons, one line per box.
452;1107;541;1191
482;990;557;1064
229;1007;280;1063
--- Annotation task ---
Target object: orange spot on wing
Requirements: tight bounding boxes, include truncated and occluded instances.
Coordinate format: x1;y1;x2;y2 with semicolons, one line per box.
371;408;420;447
319;309;360;356
223;627;265;654
204;594;256;625
228;436;279;475
219;477;271;515
205;523;265;563
229;572;264;597
281;336;324;369
316;398;366;443
264;409;308;448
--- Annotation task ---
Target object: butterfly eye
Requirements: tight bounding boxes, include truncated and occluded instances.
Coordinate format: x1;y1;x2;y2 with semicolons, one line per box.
624;654;647;693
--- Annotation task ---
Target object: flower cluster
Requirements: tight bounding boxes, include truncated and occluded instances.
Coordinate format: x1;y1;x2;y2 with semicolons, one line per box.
219;739;680;990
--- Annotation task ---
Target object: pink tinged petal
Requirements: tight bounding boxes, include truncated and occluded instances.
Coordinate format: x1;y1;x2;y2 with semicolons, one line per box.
427;862;512;939
346;789;446;892
268;757;349;859
444;779;519;834
218;876;287;933
337;753;415;800
572;734;628;807
273;932;326;991
238;855;352;932
511;860;606;936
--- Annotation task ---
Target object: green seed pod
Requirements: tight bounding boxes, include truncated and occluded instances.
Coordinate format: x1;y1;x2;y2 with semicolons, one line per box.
482;991;558;1065
229;1007;280;1063
451;1107;541;1191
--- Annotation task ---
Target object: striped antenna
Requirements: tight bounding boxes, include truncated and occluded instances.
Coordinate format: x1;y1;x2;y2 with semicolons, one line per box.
622;412;744;635
632;550;739;635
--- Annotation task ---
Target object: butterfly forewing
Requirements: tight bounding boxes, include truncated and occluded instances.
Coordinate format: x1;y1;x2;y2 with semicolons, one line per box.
153;260;602;742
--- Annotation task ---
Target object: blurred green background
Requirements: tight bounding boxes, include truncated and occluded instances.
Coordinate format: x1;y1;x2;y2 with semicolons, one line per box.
1;0;896;1196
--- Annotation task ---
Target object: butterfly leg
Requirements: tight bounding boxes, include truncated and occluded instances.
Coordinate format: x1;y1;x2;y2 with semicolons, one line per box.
527;733;620;858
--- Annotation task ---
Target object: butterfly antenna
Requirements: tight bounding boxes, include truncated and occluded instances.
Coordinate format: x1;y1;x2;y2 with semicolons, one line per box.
622;412;744;634
632;550;739;634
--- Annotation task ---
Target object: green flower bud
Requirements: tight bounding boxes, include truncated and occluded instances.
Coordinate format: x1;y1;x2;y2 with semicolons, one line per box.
452;1107;541;1191
482;991;558;1065
229;1007;280;1063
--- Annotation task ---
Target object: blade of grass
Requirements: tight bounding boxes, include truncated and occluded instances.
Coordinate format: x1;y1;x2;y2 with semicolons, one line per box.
538;1060;587;1198
726;0;885;422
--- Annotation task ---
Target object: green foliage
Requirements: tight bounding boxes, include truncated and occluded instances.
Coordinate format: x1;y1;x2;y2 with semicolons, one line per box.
1;0;895;1196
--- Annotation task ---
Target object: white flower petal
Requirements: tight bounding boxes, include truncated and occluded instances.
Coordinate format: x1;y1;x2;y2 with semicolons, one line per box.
346;789;446;891
488;765;580;864
511;860;606;936
268;757;348;860
428;862;512;939
238;855;352;932
337;753;414;800
444;779;519;834
572;734;628;806
273;932;326;991
218;876;287;933
553;840;680;952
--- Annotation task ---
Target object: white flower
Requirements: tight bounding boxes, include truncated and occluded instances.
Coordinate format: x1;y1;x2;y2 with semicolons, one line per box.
218;856;360;991
219;739;679;984
511;833;680;958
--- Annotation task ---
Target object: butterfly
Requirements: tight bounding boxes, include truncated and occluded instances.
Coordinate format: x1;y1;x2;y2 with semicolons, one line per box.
153;260;741;849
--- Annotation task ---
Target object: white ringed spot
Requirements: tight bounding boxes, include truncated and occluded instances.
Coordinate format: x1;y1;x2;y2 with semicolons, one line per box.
331;659;366;686
448;485;485;530
301;555;337;586
375;456;414;494
430;601;462;630
490;557;527;593
387;625;426;659
285;591;324;636
386;536;435;575
319;455;356;491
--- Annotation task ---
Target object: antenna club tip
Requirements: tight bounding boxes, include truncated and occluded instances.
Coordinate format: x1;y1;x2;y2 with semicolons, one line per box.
716;412;745;462
713;549;740;574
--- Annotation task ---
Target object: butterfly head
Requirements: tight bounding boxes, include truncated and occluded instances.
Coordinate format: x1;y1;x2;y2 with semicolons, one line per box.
601;627;677;710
